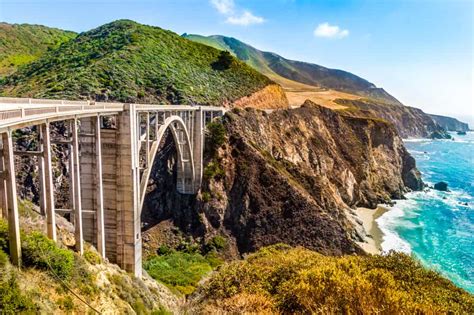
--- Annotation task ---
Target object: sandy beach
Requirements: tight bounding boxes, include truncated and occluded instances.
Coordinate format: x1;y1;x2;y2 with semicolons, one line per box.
355;206;388;255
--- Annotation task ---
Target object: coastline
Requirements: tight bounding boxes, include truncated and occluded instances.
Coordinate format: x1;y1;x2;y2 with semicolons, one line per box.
356;206;389;255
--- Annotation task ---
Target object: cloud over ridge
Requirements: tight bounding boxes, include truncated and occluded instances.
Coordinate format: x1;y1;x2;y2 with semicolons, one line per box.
314;22;349;38
210;0;265;26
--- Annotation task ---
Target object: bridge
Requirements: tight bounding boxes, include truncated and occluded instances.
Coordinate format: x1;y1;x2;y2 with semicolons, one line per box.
0;97;225;276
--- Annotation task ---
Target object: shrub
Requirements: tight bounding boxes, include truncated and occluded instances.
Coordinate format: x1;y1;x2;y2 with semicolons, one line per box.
0;219;8;253
200;245;474;313
144;251;213;295
22;231;74;280
0;249;8;268
206;121;226;157
205;236;227;252
0;270;37;313
157;245;172;256
203;162;225;180
212;51;234;70
201;191;212;203
56;296;74;311
83;248;102;265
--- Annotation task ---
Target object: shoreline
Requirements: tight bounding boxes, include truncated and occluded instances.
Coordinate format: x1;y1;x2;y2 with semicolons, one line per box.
355;206;389;255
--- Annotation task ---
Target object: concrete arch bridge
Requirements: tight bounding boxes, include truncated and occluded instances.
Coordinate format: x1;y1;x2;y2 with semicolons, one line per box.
0;97;225;276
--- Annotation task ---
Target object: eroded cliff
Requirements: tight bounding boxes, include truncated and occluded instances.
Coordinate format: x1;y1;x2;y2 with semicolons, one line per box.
140;101;423;258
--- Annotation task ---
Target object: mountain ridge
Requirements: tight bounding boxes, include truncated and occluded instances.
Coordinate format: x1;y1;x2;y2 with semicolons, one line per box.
183;34;400;104
0;20;286;106
0;22;76;77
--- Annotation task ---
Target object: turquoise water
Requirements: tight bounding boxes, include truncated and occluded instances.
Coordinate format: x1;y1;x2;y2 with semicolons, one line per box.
377;132;474;293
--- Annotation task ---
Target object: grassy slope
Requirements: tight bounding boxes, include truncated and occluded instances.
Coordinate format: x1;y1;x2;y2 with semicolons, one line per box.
1;20;272;105
195;244;474;314
0;23;76;77
0;201;177;314
184;34;399;104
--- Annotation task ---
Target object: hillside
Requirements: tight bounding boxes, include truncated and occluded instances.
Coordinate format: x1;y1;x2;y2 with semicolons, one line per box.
0;23;76;77
429;114;470;132
0;201;181;314
184;34;456;138
0;20;285;106
183;34;399;104
191;245;474;313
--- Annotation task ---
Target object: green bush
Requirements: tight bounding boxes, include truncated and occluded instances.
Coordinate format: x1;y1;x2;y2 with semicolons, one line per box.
22;231;74;280
157;245;172;256
0;271;37;313
144;251;213;295
0;219;8;253
212;51;234;70
206;121;226;157
0;249;8;268
56;296;74;311
205;236;227;252
203;161;225;180
201;191;212;203
83;248;102;265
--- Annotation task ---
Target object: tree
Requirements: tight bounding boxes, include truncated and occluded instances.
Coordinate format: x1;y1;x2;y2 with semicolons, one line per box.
212;51;234;70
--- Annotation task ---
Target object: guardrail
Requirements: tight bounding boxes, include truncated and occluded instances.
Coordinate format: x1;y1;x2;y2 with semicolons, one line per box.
0;97;226;132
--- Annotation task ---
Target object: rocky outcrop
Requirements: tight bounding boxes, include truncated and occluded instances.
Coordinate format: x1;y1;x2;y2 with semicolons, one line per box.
335;98;450;139
194;101;422;256
429;114;470;132
230;84;289;110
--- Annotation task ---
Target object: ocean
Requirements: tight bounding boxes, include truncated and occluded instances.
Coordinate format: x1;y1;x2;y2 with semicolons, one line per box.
377;132;474;293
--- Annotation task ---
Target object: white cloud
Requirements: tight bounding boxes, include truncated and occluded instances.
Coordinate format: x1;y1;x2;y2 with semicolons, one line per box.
314;22;349;39
210;0;265;26
226;11;265;26
210;0;235;15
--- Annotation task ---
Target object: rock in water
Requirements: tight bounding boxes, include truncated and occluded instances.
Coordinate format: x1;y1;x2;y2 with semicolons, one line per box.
434;181;449;191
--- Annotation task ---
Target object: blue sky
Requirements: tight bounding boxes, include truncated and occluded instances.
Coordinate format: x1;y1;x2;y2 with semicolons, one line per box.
1;0;473;124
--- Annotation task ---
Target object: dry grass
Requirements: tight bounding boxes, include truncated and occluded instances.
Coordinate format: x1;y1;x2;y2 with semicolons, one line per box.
196;244;474;314
285;87;361;109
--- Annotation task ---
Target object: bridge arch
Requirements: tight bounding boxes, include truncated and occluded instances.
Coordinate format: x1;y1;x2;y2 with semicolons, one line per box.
139;115;195;209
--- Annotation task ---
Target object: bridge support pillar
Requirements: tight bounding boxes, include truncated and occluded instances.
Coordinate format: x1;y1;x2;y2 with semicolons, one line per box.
193;107;203;190
79;117;105;258
0;151;7;219
2;131;21;266
116;106;142;277
71;119;83;254
40;123;57;241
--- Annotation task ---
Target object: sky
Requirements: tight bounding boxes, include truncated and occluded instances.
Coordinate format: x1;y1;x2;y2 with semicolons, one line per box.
1;0;473;125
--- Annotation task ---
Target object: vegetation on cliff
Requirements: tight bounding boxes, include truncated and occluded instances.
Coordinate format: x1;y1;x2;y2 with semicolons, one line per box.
194;244;474;314
0;23;76;77
0;201;179;314
0;20;274;105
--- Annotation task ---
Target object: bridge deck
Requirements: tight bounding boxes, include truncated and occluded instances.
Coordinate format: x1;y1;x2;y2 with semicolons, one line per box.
0;97;224;132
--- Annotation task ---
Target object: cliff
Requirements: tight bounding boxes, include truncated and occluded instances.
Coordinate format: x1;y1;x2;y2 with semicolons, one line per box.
429;114;470;132
137;101;423;259
335;98;450;138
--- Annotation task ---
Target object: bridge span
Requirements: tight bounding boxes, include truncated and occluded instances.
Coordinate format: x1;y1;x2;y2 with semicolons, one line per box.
0;97;225;276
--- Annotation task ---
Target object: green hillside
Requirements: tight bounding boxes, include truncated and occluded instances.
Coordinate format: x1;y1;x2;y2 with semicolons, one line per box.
184;34;400;104
1;20;273;105
0;23;76;77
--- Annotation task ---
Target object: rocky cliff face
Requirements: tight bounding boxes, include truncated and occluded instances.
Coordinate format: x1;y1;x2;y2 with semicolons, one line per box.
141;101;423;258
335;98;449;138
429;114;470;132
